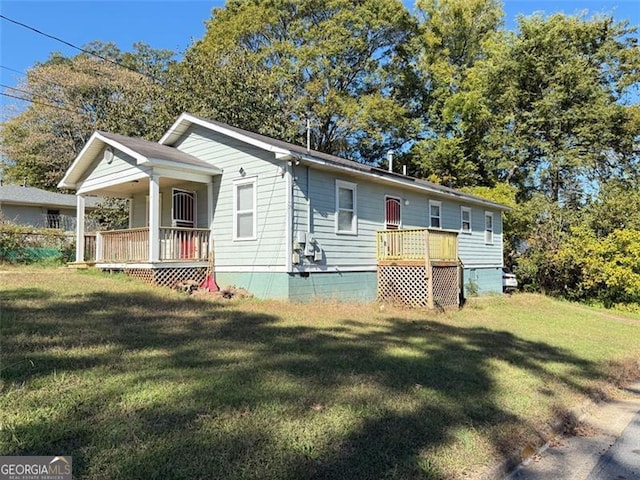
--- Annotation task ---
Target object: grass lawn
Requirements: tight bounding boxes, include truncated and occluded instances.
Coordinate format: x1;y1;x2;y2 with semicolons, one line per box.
1;266;639;479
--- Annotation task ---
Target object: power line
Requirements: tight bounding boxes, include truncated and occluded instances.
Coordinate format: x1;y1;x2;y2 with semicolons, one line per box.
0;65;26;76
0;14;165;84
0;91;81;115
0;83;66;106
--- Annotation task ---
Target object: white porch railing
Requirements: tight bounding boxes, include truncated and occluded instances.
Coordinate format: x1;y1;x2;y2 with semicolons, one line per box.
97;227;209;263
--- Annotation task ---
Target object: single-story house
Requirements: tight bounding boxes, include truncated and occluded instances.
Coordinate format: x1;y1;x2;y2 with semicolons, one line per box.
58;113;509;305
0;184;101;231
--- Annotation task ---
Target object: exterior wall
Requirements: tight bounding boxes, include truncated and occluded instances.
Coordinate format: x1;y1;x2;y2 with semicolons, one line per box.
291;166;504;272
129;182;209;229
1;204;77;230
174;125;288;270
463;267;502;295
288;271;377;302
79;149;150;192
214;271;290;300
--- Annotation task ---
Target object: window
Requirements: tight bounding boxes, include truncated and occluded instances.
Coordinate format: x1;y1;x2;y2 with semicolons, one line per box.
461;206;471;233
46;209;60;229
385;196;401;230
233;178;257;240
485;211;494;244
429;200;441;228
335;180;357;234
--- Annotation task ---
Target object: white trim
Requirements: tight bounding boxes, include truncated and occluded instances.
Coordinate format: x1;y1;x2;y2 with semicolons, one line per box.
285;165;293;272
75;195;85;263
215;265;288;273
96;261;209;269
149;175;160;262
335;179;358;235
485;211;494;244
232;176;257;241
77;169;149;194
429;200;442;229
461;206;472;233
160;113;291;156
212;264;378;273
461;264;502;269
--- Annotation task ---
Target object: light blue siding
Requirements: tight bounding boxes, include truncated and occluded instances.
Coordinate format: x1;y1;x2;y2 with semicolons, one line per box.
463;267;502;295
214;272;290;299
80;150;149;191
292;168;504;271
288;271;377;302
174;125;288;269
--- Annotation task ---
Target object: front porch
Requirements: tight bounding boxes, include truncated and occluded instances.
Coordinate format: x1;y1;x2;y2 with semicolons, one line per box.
376;229;461;309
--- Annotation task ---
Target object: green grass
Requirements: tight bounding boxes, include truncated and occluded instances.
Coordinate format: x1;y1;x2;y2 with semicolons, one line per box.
1;266;639;479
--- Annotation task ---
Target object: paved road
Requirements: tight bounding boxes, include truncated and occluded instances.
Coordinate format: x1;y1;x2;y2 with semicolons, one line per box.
507;383;640;480
587;407;640;480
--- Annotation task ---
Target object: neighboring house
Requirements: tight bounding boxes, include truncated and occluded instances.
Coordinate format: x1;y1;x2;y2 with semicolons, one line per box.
58;113;509;304
0;184;101;231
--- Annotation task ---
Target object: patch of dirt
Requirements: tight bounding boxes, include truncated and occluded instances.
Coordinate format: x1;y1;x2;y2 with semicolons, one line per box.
191;285;253;300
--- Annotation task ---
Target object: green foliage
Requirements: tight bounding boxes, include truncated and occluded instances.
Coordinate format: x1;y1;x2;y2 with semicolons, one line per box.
561;227;640;306
0;42;176;190
184;0;417;161
0;219;74;264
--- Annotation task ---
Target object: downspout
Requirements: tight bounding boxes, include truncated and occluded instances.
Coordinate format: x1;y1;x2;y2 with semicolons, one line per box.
285;161;293;273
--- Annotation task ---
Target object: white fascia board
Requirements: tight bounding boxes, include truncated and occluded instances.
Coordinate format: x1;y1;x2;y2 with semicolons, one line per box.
291;154;509;211
145;157;223;175
160;113;292;157
58;132;148;190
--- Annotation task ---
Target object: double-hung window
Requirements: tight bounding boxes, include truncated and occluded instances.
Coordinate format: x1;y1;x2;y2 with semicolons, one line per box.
335;180;357;234
429;200;441;228
233;177;257;241
485;211;494;244
461;206;471;233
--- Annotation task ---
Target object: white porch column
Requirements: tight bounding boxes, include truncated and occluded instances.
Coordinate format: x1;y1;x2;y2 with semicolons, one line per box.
75;194;85;263
149;174;160;262
207;180;214;254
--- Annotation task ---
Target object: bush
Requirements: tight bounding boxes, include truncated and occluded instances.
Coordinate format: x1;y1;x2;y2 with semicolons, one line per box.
0;219;75;264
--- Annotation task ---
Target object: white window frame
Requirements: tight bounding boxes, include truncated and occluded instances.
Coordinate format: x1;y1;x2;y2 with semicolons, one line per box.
429;200;442;229
335;180;358;235
461;206;472;233
233;177;257;241
485;211;494;244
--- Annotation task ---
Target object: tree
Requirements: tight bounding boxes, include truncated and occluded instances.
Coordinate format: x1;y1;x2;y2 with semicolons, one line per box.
0;42;175;189
183;0;417;162
407;0;505;187
484;14;640;204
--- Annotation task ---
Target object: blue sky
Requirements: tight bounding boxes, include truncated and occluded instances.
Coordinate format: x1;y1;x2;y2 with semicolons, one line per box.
1;0;638;112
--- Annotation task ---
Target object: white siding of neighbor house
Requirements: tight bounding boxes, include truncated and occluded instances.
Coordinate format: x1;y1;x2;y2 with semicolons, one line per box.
79;149;150;192
172;125;287;269
291;167;503;270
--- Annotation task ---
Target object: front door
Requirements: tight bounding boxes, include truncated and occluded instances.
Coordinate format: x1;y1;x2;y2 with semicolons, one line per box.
172;189;196;228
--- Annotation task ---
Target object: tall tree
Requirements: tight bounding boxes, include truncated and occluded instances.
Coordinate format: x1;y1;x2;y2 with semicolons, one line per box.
484;14;640;204
0;42;175;189
183;0;417;162
407;0;505;187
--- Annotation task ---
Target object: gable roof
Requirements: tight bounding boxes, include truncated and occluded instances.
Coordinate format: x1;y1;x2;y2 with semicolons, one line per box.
59;131;221;189
0;185;102;209
161;113;510;211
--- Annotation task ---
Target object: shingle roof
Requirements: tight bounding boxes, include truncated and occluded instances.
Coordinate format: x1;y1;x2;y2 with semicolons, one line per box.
98;131;214;169
0;185;102;208
180;114;509;211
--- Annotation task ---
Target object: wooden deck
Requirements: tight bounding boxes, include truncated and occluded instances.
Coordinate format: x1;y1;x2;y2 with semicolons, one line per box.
91;227;210;263
376;228;458;263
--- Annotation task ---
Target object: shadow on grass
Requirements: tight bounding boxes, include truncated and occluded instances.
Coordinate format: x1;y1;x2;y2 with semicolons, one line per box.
0;285;605;479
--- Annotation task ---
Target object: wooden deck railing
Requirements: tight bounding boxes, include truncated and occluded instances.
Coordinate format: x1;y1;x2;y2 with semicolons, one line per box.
97;227;210;263
84;233;97;262
159;227;209;261
99;228;150;262
376;229;458;262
